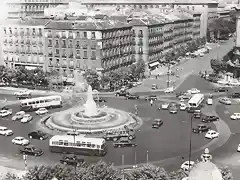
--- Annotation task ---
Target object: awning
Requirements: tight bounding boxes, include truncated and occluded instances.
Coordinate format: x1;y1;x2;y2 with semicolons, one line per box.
149;61;160;67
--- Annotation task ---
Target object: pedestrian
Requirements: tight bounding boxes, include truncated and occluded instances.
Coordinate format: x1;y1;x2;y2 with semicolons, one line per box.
4;98;7;103
150;99;153;107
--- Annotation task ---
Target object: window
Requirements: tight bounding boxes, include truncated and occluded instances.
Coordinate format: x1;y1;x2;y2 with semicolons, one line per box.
55;49;59;54
48;39;52;45
4;28;6;34
76;32;80;37
91;32;95;39
59;140;63;145
55;40;59;46
84;32;87;38
84;51;87;58
76;50;80;55
139;30;143;35
76;41;80;48
91;51;96;58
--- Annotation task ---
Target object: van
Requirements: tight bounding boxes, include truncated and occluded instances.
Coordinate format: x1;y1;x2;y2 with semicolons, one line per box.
12;111;25;121
207;98;213;105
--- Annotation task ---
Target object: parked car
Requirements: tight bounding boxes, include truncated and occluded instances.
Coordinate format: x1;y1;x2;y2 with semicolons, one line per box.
35;108;48;115
179;93;192;99
113;138;137;148
28;130;48;140
192;124;210;133
176;92;185;97
206;98;213;105
0;126;13;136
181;161;195;171
228;93;240;99
21;114;33;123
205;130;219;139
145;95;157;101
169;104;178;114
214;87;228;92
164;87;175;93
0;109;12;117
19;145;44;156
12;111;25;121
219;97;231;105
193;111;202;118
152;119;163;128
152;84;158;90
230;113;240;120
12;136;29;146
125;94;139;100
202;116;219;123
60;154;84;166
115;90;128;97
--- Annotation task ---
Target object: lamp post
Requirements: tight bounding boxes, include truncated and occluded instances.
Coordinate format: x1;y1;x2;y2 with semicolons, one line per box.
188;114;194;171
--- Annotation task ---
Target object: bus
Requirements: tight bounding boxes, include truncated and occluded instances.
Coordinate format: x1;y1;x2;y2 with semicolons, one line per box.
188;94;204;108
20;95;62;111
49;135;107;156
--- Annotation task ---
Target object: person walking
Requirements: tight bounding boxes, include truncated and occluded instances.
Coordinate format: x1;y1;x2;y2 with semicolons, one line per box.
150;99;153;107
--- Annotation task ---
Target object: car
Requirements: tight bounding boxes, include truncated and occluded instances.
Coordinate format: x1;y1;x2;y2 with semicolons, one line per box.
219;97;231;105
14;90;31;97
113;138;137;148
0;109;12;117
164;87;175;93
181;161;195;171
207;98;213;105
125;93;139;100
115;90;128;97
237;144;240;152
12;136;29;146
169;104;178;114
193;111;202;118
152;84;158;90
93;97;107;102
176;92;185;97
179;103;187;111
205;130;219;139
35;108;48;115
228;93;240;99
28;130;48;140
161;102;169;110
230;113;240;120
152;119;163;128
187;88;200;94
19;145;44;156
60;154;84;166
192;124;210;133
67;131;80;136
214;87;228;92
186;107;196;113
0;126;13;136
179;93;192;99
202;115;219;123
12;111;25;121
145;95;157;101
21;114;33;123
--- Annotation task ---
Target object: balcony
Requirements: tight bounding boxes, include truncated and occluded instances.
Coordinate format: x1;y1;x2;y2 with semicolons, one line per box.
62;34;66;38
83;56;88;59
91;56;96;60
61;44;66;48
48;34;52;38
69;34;73;38
76;55;81;59
48;43;52;47
138;41;143;46
82;46;88;49
62;64;67;68
3;40;7;44
39;42;43;46
69;54;73;58
68;44;73;48
55;54;60;57
56;63;60;67
62;54;67;58
91;45;96;49
48;53;53;57
55;34;60;38
14;32;18;37
69;65;74;69
26;41;31;45
138;34;143;37
76;45;80;49
20;40;24;44
55;43;59;48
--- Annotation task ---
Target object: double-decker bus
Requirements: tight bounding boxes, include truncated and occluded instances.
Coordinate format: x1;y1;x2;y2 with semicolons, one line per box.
20;95;62;111
49;135;107;156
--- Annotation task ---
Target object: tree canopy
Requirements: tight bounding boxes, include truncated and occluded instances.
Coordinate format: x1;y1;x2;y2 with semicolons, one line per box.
210;58;228;73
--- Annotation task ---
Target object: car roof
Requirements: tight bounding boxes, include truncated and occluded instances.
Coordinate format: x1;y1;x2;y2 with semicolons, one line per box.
25;145;35;148
198;124;206;126
15;136;24;139
208;130;216;133
154;119;162;121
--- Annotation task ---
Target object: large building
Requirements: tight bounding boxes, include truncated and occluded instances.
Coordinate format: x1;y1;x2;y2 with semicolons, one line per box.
1;18;49;69
6;0;69;18
1;7;203;77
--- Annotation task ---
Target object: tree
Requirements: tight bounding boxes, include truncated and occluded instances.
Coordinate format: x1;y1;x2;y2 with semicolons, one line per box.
124;164;170;180
219;166;234;180
130;60;146;80
83;69;100;90
210;58;228;74
168;169;188;180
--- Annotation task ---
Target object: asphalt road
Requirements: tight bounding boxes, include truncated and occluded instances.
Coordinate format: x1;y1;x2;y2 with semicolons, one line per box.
0;91;215;170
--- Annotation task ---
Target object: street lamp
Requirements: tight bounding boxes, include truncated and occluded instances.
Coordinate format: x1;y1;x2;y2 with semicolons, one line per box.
188;114;194;171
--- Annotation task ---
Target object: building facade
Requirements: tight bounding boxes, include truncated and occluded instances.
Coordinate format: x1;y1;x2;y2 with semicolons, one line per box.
1;18;48;70
6;0;69;18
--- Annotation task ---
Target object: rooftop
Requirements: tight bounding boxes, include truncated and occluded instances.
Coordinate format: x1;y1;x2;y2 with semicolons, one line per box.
3;18;50;26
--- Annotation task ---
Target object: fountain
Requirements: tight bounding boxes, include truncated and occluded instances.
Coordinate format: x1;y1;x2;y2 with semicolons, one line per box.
40;85;142;134
83;85;98;116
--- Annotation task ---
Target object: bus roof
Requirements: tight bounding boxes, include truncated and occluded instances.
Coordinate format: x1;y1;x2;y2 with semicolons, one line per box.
188;94;204;103
20;95;61;103
49;135;105;145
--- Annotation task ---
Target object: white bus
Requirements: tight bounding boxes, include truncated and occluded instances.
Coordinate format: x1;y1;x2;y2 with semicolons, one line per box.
20;95;62;111
49;135;107;156
188;94;204;108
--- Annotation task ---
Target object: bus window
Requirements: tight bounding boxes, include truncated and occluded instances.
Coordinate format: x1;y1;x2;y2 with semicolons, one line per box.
56;98;61;101
76;141;81;146
69;142;74;146
91;144;95;148
59;140;63;145
52;141;58;145
63;140;68;146
46;99;51;102
87;142;91;147
36;101;39;104
97;145;100;149
40;100;44;103
82;142;86;147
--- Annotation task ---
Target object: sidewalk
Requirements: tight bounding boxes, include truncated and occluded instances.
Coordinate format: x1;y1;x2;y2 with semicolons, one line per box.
0;166;26;178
